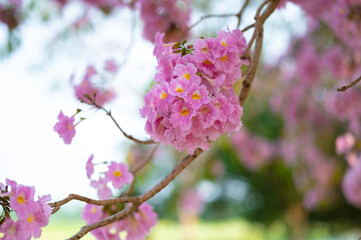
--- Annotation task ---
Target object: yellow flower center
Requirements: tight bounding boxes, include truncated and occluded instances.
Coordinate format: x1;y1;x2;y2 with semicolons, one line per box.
160;92;167;99
183;73;191;80
27;214;35;224
203;60;212;65
68;123;73;130
180;108;190;116
191;92;201;100
175;86;184;93
17;195;25;204
215;101;221;108
221;40;228;47
91;206;97;214
220;55;228;62
113;170;122;177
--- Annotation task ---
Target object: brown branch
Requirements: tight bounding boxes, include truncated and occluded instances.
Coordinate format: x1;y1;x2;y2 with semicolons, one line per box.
66;148;203;239
239;0;280;106
241;22;255;32
49;194;139;214
139;148;203;202
337;75;361;92
236;0;250;28
67;203;140;240
87;98;154;145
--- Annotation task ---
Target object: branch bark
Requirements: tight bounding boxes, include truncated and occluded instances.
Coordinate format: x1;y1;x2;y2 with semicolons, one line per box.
337;75;361;92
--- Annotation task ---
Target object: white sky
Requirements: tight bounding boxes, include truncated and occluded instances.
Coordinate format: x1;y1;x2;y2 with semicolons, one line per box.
0;1;305;214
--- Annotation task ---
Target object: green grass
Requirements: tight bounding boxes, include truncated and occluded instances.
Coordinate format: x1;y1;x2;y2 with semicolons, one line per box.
38;217;361;240
41;218;267;240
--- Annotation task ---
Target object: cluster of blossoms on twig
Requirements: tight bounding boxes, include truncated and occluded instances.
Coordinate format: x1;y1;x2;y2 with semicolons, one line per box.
52;0;192;43
0;179;52;240
139;0;191;42
53;61;118;145
83;155;158;240
141;29;247;154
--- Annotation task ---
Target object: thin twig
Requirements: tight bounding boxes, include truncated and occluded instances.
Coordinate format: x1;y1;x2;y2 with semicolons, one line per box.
139;148;203;202
49;194;139;214
67;148;203;239
241;22;255;32
188;13;237;30
131;143;160;174
87;98;154;145
236;0;250;28
337;75;361;92
126;143;160;196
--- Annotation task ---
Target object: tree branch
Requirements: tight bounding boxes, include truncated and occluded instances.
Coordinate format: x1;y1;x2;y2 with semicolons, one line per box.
67;203;140;240
337;75;361;92
239;0;280;106
86;97;155;145
66;148;203;239
49;194;139;214
236;0;250;28
188;13;237;30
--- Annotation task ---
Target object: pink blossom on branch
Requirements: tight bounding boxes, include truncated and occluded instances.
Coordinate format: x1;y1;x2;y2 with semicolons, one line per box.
119;202;158;240
86;154;95;179
141;29;247;154
105;161;134;189
53;110;76;145
138;0;191;43
0;179;52;240
74;65;116;107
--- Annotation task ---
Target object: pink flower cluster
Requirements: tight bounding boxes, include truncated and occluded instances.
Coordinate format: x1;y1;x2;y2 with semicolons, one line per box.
73;65;117;107
86;155;134;199
83;156;157;239
141;30;247;154
139;0;191;42
0;179;52;240
82;202;157;240
342;159;361;209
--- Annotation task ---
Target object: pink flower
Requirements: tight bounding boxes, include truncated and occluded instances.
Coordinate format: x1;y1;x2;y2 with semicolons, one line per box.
139;0;191;42
6;179;36;220
0;217;29;240
104;59;119;73
82;204;103;225
119;202;158;240
1;180;52;239
86;154;95;179
170;100;195;131
90;177;112;199
74;65;116;106
184;84;211;110
173;63;201;85
105;162;133;189
336;132;355;155
53;111;76;145
21;201;52;238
